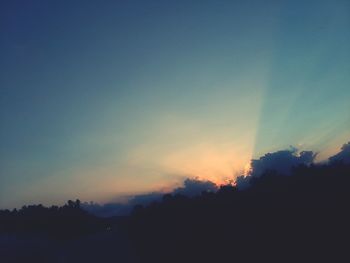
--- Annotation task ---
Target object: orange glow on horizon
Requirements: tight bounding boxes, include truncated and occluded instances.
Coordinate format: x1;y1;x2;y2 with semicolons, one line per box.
158;142;254;185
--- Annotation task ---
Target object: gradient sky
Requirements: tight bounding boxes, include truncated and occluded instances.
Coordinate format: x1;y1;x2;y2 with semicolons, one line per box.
1;0;349;208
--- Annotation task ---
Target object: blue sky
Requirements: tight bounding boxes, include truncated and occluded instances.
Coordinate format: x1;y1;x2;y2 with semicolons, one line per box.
1;0;349;208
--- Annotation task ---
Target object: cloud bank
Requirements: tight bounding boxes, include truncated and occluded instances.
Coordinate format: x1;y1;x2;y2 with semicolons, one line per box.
82;178;218;217
84;141;349;216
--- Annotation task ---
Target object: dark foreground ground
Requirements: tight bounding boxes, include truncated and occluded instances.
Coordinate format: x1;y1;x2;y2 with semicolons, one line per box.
0;227;136;263
1;162;350;263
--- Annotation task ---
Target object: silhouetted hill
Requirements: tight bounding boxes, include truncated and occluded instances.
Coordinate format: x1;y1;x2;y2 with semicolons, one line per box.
0;200;104;239
125;162;350;263
1;143;350;262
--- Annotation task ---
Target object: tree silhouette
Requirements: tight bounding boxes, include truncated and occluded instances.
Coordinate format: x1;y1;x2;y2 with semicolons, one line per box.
1;145;350;263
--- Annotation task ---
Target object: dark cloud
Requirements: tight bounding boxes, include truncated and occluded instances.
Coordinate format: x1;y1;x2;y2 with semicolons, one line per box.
329;142;350;164
83;178;218;217
236;147;316;189
85;142;350;216
172;178;217;196
250;149;316;177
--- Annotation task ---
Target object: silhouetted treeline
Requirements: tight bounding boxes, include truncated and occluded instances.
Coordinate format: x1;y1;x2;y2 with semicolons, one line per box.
125;161;350;263
0;200;104;239
1;159;350;262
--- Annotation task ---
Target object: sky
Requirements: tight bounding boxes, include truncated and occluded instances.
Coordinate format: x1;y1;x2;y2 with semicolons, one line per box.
1;0;349;208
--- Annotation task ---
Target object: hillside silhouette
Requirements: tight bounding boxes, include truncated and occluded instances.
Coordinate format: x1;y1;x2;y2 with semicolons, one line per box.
1;142;350;262
0;200;111;244
126;161;350;263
